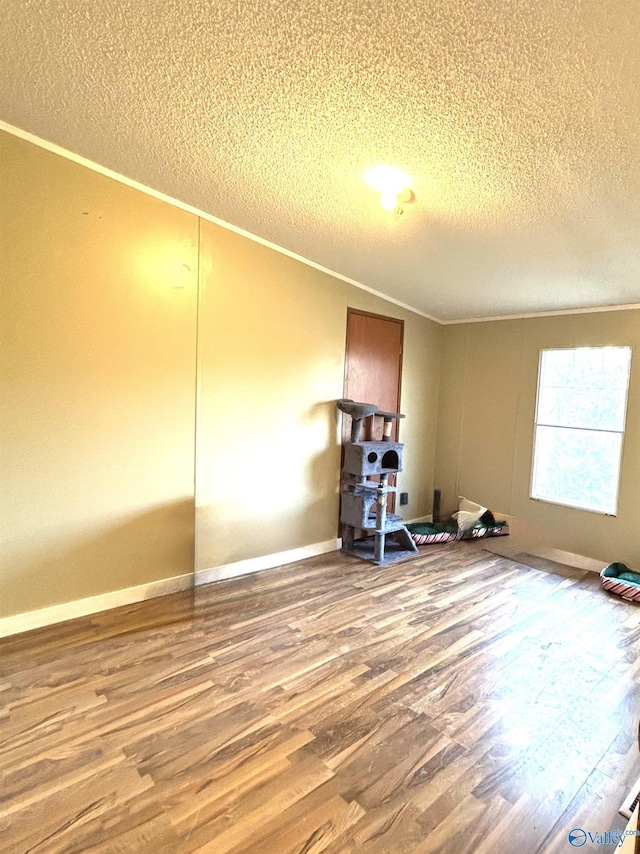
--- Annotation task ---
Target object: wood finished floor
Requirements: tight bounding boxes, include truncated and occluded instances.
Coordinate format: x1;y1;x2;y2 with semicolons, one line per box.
1;542;640;853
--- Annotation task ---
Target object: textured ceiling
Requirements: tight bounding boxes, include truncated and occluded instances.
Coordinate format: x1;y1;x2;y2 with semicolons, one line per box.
2;0;640;321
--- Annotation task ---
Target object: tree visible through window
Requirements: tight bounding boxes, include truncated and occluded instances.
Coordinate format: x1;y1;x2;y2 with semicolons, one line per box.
531;346;632;515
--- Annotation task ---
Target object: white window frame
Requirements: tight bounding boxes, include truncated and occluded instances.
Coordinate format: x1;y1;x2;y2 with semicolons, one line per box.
530;346;632;516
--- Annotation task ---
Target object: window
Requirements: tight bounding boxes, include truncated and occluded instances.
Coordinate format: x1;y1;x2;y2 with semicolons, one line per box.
531;346;632;515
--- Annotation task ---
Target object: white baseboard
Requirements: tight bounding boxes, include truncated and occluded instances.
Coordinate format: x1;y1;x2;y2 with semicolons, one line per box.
0;538;344;638
196;537;342;586
0;572;194;639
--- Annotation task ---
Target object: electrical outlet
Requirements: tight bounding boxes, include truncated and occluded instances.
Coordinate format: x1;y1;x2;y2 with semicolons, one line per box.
399;492;409;506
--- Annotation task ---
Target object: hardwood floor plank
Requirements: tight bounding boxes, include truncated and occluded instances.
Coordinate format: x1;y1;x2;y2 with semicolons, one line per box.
1;542;638;852
166;728;316;828
180;753;334;853
413;793;490;854
0;765;154;854
536;767;628;854
320;799;426;854
0;744;126;818
228;793;365;854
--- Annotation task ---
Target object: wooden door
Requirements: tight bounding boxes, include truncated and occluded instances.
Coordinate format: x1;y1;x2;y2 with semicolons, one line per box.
342;309;404;531
343;309;403;442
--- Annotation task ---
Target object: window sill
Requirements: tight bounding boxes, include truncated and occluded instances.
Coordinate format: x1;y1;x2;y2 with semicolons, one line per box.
529;495;617;517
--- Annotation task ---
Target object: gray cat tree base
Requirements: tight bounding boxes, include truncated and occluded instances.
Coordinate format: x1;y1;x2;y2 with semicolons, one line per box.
337;399;418;566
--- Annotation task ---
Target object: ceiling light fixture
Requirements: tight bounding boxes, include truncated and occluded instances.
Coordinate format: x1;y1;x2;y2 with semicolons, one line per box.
364;165;415;213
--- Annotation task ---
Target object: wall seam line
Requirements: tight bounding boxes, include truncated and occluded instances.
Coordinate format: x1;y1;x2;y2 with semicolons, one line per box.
507;326;526;516
193;217;202;577
454;327;469;498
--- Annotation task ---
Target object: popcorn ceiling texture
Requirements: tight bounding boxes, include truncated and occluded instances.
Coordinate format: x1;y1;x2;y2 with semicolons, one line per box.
2;0;640;321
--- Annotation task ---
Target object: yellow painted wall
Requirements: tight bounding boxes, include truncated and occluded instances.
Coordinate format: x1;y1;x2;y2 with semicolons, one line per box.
435;311;640;566
0;131;199;618
196;220;441;570
1;129;441;619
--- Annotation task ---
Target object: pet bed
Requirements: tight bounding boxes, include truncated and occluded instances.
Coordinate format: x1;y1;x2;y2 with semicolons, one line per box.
600;562;640;602
407;518;509;546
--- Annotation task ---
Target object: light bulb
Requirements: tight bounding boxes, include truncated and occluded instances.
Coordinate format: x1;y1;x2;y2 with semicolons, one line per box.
380;190;398;211
364;165;412;193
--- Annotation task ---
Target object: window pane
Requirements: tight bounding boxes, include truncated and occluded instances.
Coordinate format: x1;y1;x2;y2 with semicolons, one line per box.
537;347;631;431
531;425;623;514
